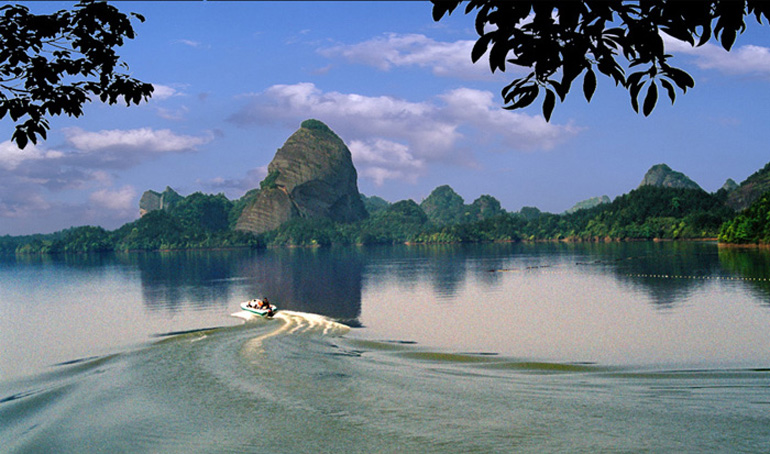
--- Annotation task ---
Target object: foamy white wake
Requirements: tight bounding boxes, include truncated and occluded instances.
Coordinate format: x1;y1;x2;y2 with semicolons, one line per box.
237;310;350;357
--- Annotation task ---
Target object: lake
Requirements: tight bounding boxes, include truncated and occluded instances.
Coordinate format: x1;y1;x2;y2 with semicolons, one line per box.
1;242;769;452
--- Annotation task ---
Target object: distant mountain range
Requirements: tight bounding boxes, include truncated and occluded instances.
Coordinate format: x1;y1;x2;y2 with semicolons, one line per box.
7;119;769;254
138;119;770;236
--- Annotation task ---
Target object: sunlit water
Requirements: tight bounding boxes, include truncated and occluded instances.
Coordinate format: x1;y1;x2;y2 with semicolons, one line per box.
1;243;769;452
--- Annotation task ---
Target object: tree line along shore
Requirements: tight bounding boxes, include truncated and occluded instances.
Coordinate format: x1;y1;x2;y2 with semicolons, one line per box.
3;182;769;255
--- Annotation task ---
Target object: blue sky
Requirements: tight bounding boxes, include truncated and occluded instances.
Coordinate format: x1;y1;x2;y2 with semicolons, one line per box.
2;1;770;235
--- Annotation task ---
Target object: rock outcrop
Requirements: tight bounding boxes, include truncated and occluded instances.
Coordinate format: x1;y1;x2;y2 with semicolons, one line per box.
565;195;611;214
720;178;739;193
727;161;770;211
235;119;368;234
639;164;702;190
139;186;183;217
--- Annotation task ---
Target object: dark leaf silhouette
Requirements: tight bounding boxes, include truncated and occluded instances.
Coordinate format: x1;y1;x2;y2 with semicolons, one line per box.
0;0;153;148
431;0;770;120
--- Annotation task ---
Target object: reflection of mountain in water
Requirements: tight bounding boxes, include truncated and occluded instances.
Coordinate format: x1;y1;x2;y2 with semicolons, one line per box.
718;247;770;305
239;248;364;324
127;248;364;323
115;242;765;318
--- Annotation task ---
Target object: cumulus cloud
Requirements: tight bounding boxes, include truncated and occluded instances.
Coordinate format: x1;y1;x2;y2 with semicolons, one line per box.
89;185;137;214
228;82;578;185
349;139;426;186
59;127;213;169
0;141;64;171
319;33;503;80
0;126;214;233
65;127;210;153
664;35;770;77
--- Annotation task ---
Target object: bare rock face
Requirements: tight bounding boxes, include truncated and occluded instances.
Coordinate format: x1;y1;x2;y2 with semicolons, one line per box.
727;162;770;211
235;119;368;234
139;186;182;217
639;164;702;191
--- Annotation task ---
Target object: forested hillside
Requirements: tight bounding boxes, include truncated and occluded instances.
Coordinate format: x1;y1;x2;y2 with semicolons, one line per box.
4;168;769;254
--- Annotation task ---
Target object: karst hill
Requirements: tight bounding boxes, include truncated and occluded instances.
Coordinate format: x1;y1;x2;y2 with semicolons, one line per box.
234;119;368;234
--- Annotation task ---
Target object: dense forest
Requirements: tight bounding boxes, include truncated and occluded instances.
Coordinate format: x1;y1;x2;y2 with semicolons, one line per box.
4;179;768;255
719;192;770;244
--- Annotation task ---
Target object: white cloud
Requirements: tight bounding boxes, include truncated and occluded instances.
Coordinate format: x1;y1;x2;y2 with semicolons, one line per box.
89;185;137;214
64;127;212;154
0;141;64;171
664;35;770;77
228;83;578;185
319;33;502;80
156;106;190;121
174;39;204;48
439;88;578;151
349;139;426;186
0;126;215;233
152;84;181;100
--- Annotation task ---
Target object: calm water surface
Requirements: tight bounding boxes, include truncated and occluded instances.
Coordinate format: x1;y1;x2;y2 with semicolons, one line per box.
1;242;769;452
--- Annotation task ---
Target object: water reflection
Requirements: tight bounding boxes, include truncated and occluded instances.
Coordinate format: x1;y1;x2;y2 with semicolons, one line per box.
116;248;364;323
118;250;240;312
4;242;767;320
719;246;770;305
238;247;364;324
607;242;724;308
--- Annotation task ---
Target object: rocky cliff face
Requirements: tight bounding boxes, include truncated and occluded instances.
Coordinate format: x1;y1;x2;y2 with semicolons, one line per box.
139;186;183;217
235;119;368;234
727;161;770;211
639;164;702;190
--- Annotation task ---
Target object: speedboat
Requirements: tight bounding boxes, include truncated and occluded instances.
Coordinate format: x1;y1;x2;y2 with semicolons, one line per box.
240;299;277;318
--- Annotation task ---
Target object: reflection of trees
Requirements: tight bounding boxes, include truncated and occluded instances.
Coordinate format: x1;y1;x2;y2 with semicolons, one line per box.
718;247;770;305
239;247;364;324
113;241;765;317
125;248;365;322
361;243;516;299
122;250;240;312
577;242;722;308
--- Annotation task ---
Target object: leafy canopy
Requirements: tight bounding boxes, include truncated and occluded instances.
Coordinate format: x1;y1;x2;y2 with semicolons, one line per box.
431;1;770;120
0;0;153;148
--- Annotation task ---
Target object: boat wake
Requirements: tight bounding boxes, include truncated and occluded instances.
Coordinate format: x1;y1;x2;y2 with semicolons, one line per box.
234;309;351;356
233;309;349;335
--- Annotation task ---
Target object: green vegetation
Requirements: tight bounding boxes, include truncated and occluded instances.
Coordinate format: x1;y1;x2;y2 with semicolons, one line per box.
4;180;768;255
361;194;390;215
260;170;281;190
420;185;466;226
719;192;770;244
301;119;333;133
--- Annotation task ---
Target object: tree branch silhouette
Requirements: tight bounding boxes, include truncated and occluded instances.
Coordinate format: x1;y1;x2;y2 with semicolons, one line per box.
0;0;153;148
431;0;770;120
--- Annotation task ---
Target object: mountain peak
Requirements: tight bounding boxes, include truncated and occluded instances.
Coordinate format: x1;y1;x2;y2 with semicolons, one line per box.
235;119;368;234
639;164;702;190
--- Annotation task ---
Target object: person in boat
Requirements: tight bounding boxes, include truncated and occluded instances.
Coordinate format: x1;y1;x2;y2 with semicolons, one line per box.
258;297;270;310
